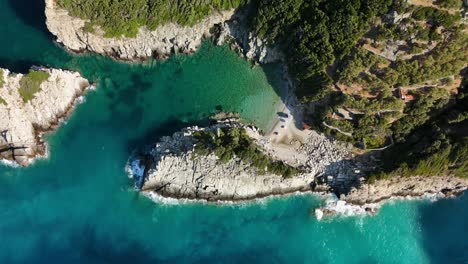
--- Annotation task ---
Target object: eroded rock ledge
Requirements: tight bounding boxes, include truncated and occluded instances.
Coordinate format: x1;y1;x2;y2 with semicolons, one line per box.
45;0;236;61
0;67;91;166
315;176;468;219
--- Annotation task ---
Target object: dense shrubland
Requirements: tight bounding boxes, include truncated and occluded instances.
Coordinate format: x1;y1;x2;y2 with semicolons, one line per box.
370;75;468;181
193;127;299;178
57;0;247;37
0;69;4;88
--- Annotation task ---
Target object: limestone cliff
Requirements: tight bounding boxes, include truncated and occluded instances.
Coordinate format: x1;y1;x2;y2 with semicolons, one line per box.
45;0;236;61
0;67;91;166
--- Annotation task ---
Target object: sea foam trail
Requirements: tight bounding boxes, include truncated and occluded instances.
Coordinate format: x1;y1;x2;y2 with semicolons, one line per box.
315;192;450;220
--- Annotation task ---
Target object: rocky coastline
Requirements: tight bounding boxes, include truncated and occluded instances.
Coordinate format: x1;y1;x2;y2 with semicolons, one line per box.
127;120;468;218
44;0;279;64
0;67;91;166
127;119;357;201
45;0;234;60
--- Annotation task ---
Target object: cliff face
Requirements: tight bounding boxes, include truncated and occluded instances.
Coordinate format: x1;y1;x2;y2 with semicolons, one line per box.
0;67;90;166
45;0;236;60
128;121;357;201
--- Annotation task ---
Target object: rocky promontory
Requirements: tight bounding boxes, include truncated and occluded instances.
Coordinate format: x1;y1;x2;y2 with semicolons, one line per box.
45;0;236;61
44;0;281;64
128;120;468;217
127;119;356;201
0;67;91;166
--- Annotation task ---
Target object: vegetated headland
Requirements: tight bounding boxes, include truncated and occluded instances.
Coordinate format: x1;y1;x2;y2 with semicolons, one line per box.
45;0;468;215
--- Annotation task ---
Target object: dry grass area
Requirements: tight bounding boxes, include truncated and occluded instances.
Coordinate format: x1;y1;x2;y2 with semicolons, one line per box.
336;82;378;98
408;0;461;14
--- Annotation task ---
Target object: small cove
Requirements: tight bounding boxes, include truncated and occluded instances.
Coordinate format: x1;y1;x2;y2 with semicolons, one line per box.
0;0;467;263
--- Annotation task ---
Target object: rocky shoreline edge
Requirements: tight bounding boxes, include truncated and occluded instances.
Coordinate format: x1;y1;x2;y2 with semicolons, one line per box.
45;0;279;64
0;66;92;166
126;120;468;219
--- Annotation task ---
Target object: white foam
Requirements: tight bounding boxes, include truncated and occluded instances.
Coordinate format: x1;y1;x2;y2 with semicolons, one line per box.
0;159;20;168
142;190;315;208
127;159;145;179
314;192;453;220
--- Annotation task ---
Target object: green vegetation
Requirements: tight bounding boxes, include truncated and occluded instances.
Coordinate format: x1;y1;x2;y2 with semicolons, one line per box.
384;31;467;86
412;6;461;28
58;0;467;180
0;69;4;88
435;0;463;9
18;70;50;103
251;0;394;89
57;0;247;37
0;97;6;106
370;77;468;180
315;26;466;148
193;127;299;178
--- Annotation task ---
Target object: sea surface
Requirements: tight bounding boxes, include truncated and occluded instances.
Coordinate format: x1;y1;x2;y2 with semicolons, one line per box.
0;0;467;263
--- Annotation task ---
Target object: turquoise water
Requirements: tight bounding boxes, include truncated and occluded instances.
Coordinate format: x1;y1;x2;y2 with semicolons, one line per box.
0;0;467;263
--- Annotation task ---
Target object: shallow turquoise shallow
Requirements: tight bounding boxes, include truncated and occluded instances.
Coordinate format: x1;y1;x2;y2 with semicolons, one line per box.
0;1;467;263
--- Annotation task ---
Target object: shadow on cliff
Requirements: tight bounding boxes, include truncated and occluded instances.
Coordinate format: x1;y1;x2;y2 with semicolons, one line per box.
418;193;468;264
262;63;304;130
6;0;51;35
0;57;42;73
124;117;210;154
317;150;379;196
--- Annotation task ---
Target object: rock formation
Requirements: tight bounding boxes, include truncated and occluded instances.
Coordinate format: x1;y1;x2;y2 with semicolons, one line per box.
128;120;468;214
341;176;468;205
45;0;236;61
127;120;357;201
315;176;468;220
0;67;91;166
44;0;282;64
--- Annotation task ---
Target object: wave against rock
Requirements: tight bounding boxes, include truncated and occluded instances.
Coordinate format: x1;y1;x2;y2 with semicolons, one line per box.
45;0;236;61
0;67;91;166
127;120;356;201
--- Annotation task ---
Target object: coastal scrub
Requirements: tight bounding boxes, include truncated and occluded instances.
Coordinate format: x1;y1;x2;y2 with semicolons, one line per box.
18;70;50;102
0;69;4;88
56;0;247;37
193;127;299;178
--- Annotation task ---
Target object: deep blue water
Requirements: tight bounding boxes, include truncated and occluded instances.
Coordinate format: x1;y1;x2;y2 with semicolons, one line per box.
0;0;467;263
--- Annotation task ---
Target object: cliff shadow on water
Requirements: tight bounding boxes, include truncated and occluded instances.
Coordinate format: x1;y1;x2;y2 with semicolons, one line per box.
419;193;468;264
0;57;43;74
262;63;304;130
7;0;50;35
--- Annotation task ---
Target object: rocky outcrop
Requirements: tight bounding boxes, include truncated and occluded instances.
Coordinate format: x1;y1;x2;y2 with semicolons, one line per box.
0;67;91;166
214;16;283;64
315;176;468;220
44;0;282;64
127;120;356;201
341;176;468;205
128;120;468;215
45;0;236;61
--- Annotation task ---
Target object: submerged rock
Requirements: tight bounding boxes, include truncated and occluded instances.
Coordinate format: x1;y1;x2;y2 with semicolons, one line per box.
0;67;91;166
